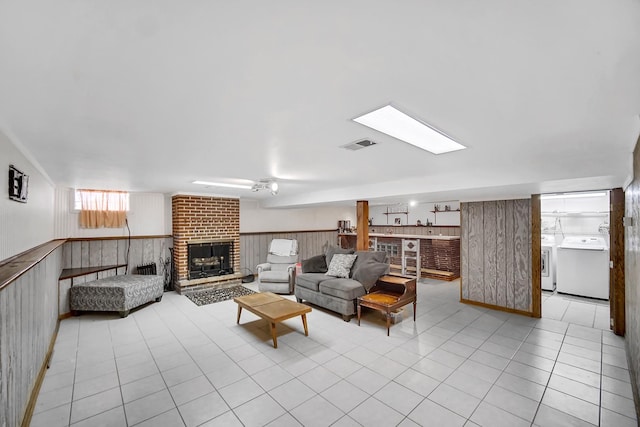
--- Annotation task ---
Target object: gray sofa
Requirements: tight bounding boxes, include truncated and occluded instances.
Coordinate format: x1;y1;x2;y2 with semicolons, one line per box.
295;248;389;321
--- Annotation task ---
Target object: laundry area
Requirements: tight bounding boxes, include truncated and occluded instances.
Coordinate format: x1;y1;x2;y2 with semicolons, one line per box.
541;191;610;300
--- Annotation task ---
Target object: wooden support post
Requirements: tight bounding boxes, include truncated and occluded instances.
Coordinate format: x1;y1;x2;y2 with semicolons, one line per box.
531;194;541;318
610;187;625;336
356;201;369;251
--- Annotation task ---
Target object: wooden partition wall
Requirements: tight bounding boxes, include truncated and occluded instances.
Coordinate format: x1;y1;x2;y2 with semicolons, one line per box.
460;199;535;315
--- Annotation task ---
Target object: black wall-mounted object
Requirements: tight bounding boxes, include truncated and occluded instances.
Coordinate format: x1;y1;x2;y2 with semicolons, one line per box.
8;164;28;203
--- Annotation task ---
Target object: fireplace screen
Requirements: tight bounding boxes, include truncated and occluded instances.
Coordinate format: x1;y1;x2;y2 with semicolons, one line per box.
188;241;234;279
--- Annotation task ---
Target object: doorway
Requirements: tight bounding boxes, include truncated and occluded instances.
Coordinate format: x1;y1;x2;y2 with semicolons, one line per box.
535;189;625;335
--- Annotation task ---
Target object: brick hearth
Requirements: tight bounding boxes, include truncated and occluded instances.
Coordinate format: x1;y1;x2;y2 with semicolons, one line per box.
172;195;241;293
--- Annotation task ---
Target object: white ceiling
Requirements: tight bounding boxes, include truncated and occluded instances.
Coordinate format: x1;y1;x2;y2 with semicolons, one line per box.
1;1;639;208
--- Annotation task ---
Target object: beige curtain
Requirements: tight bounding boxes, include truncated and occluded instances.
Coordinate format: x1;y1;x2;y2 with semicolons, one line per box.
78;189;128;228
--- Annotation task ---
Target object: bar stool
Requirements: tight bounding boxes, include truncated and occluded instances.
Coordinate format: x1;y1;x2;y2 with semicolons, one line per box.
401;239;420;277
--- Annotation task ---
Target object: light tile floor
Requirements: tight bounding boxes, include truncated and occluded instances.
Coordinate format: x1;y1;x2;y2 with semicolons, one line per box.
32;279;638;426
542;290;610;330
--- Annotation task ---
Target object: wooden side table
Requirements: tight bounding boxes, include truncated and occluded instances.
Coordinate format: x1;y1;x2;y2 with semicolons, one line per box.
357;274;417;336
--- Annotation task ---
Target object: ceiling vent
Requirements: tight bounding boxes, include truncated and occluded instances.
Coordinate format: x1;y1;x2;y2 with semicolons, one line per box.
341;139;377;151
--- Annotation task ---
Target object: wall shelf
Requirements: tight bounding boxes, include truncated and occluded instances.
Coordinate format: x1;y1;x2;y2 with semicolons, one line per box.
383;207;409;225
431;208;460;224
430;209;460;213
541;211;608;217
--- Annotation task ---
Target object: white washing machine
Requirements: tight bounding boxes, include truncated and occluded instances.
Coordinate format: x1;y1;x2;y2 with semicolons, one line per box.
541;234;556;291
556;236;609;299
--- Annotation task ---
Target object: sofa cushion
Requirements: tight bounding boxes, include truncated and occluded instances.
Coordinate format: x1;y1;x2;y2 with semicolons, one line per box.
325;245;355;265
352;259;390;291
350;251;387;278
259;270;290;283
319;278;366;300
326;253;358;278
296;273;331;292
301;254;327;273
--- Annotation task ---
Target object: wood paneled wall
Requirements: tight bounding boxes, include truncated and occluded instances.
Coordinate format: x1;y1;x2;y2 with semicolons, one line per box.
625;140;640;404
240;230;338;274
61;237;172;274
58;237;172;315
461;199;532;314
0;246;62;427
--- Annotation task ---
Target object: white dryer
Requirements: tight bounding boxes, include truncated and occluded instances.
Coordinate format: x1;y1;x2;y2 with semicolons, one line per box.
556;236;609;299
541;234;556;291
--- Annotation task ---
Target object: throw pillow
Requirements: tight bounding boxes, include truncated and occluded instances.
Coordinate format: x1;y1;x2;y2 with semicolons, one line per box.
301;254;328;273
352;259;390;291
326;253;358;278
325;245;355;265
349;251;387;278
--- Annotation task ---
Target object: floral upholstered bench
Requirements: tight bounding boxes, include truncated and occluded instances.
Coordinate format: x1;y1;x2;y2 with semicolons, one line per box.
70;274;164;318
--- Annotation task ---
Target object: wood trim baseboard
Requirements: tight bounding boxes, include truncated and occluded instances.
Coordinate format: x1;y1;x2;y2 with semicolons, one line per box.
20;320;60;427
66;235;172;242
0;240;66;291
460;297;534;317
58;312;74;321
240;229;338;236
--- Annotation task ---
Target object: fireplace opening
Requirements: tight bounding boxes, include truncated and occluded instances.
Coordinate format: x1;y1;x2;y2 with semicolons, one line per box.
188;241;234;279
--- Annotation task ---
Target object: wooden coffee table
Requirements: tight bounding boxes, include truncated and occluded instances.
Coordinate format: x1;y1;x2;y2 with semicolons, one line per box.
234;292;311;348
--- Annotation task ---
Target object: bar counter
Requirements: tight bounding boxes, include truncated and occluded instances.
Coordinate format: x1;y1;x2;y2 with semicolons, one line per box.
339;232;461;281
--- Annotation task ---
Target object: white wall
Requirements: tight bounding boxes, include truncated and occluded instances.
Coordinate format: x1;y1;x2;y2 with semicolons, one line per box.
0;129;54;261
369;201;461;226
54;188;171;238
240;200;355;233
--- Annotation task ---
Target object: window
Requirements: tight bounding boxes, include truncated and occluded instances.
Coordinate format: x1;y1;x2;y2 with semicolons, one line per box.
74;189;130;211
75;189;129;228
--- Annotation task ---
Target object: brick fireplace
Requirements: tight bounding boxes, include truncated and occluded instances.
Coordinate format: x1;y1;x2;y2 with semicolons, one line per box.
172;195;242;293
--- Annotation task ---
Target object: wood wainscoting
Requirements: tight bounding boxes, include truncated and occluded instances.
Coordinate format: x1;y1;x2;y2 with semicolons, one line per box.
58;236;172;316
0;241;64;427
240;230;338;275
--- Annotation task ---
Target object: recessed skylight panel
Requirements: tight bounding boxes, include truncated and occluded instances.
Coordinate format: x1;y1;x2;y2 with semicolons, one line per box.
353;105;466;154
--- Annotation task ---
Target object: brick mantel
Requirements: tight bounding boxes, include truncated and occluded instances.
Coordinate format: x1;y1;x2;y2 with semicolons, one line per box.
172;195;241;293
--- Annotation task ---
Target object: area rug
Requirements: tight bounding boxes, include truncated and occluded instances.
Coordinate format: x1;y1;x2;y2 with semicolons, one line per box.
185;285;256;306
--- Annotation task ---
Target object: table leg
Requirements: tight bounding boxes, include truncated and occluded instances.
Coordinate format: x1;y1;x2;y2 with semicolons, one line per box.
301;314;309;336
386;313;391;336
270;322;278;348
357;304;361;326
236;305;242;324
413;301;417;322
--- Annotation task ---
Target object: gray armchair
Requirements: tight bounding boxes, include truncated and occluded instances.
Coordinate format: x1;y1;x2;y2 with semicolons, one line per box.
257;239;298;294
